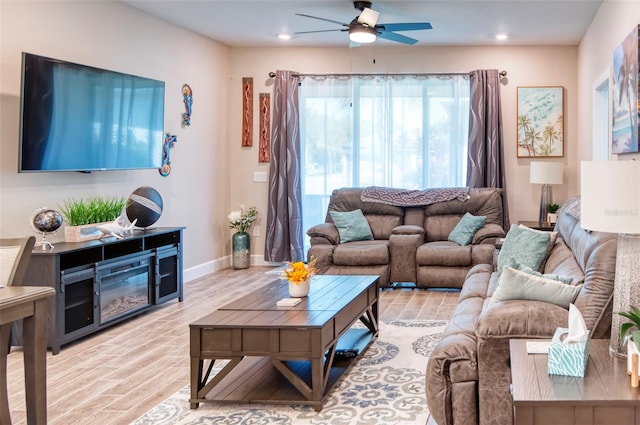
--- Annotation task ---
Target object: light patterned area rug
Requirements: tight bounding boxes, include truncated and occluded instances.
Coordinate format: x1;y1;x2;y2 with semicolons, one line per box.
130;320;446;425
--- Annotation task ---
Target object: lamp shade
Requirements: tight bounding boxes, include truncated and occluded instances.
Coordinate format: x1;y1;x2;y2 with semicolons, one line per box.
581;161;640;234
530;161;564;185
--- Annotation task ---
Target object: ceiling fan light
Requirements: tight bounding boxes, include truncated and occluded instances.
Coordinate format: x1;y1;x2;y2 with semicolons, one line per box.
349;26;377;43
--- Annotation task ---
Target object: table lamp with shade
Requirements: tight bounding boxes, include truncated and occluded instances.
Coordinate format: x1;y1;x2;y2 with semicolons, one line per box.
530;161;564;226
580;160;640;357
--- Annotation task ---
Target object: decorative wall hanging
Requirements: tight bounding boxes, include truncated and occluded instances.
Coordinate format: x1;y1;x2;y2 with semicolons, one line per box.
182;84;192;127
259;93;271;162
612;25;639;154
159;133;177;177
517;86;564;157
242;77;253;147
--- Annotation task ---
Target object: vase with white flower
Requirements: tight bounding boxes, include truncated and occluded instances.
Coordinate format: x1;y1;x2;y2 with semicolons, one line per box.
281;257;317;297
228;205;257;269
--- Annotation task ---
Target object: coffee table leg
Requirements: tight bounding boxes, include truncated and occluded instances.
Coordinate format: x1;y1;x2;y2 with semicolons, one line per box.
190;357;202;409
311;357;324;411
360;306;379;334
190;327;202;409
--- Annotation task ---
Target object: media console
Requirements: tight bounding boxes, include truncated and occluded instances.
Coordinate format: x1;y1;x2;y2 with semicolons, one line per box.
17;227;184;354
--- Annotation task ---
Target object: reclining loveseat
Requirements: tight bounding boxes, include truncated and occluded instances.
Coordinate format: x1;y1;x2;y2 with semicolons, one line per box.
306;186;506;288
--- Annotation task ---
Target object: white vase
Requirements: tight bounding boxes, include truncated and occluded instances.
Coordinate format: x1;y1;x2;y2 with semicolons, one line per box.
288;279;310;297
547;212;558;224
628;340;640;374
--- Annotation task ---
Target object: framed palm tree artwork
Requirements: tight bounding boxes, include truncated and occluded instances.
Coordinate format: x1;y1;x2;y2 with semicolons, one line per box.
517;86;564;157
612;25;639;154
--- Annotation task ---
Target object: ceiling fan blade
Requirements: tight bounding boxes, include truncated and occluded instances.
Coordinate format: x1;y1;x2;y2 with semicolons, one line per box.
357;7;380;27
294;29;345;34
295;13;348;27
378;22;433;32
378;31;419;45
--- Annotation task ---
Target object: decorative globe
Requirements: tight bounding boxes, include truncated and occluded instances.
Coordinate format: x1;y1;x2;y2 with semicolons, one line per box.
31;208;63;233
125;186;163;228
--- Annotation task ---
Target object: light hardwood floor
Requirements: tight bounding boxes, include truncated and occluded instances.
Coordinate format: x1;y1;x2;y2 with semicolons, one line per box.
6;267;458;425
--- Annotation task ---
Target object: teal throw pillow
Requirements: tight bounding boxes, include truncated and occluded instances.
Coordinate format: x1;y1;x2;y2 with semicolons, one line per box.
497;224;552;274
329;209;374;243
518;225;558;271
448;212;486;246
513;262;574;285
491;266;582;308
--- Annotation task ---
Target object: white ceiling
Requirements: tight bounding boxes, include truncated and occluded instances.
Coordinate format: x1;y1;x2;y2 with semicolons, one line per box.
121;0;603;48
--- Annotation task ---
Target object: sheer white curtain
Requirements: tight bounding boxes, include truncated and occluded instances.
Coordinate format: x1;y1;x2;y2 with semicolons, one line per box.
299;74;470;250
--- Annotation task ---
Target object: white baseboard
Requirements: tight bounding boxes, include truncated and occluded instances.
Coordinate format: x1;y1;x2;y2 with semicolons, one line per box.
184;255;282;282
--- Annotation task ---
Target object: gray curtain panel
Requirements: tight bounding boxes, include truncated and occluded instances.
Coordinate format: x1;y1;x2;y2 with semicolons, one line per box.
264;70;304;262
466;69;510;229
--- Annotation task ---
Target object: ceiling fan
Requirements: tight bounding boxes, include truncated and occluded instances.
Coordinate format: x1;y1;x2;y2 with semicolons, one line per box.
295;1;432;45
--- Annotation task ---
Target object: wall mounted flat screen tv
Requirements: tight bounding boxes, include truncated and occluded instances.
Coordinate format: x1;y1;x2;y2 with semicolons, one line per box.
19;52;165;172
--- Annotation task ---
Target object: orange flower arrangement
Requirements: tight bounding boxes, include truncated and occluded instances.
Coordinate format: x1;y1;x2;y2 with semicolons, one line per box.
282;257;318;285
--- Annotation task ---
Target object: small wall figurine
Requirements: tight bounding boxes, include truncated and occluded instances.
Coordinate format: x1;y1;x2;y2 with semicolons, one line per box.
159;133;178;176
182;84;192;127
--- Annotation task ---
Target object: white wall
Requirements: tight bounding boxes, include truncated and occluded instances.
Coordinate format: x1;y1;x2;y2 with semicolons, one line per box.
577;1;640;167
230;44;579;254
2;1;632;272
0;1;231;277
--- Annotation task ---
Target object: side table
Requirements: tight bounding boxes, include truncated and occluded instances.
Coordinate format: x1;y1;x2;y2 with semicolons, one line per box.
510;339;640;425
1;286;55;425
518;220;555;231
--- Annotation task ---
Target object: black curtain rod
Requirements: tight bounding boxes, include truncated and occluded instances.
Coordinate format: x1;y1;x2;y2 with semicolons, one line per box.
267;70;507;78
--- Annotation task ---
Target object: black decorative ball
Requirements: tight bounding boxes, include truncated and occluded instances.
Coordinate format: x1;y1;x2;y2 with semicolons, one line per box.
32;209;63;233
125;186;163;228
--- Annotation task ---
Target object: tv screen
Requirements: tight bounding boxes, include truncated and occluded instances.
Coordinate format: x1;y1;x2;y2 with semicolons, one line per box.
19;52;165;172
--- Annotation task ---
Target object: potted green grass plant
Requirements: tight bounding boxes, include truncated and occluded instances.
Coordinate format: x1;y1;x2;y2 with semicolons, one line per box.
61;196;125;242
546;203;560;224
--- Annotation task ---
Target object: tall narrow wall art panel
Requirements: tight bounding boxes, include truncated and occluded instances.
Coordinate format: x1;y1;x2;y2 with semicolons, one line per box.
517;86;564;157
259;93;271;163
612;25;639;154
242;77;253;147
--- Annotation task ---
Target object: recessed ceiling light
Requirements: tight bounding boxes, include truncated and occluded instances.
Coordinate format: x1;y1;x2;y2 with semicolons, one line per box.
496;33;508;41
278;33;291;40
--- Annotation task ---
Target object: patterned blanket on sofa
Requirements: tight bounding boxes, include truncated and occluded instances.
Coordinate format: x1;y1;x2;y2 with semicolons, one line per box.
360;186;470;207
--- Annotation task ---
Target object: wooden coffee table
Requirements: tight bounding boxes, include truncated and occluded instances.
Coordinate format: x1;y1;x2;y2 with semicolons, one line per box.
189;274;379;411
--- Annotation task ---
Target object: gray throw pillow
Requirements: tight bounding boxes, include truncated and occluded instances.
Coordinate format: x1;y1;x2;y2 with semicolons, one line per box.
329;209;374;243
491;265;582;308
497;224;553;274
448;212;486;246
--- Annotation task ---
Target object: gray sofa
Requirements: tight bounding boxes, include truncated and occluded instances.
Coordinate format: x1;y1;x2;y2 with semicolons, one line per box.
425;198;618;425
306;187;506;288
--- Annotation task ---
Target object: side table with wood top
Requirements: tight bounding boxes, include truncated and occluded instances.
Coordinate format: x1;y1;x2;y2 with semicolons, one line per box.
518;220;555;231
1;286;55;425
510;339;640;425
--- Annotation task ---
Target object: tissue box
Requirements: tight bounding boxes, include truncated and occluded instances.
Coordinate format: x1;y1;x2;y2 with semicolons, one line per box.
547;327;590;377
